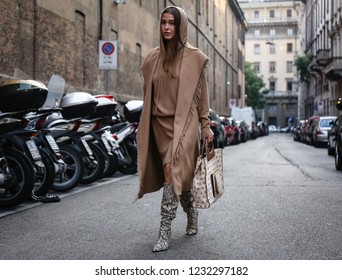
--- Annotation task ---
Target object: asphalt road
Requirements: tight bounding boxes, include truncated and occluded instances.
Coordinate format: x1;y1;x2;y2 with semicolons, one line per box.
0;133;341;260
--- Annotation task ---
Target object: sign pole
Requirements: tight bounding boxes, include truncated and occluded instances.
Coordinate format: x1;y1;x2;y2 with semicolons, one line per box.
106;70;110;93
98;40;118;94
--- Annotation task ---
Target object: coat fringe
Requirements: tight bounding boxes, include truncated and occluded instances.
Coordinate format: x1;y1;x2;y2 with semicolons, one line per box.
171;59;210;169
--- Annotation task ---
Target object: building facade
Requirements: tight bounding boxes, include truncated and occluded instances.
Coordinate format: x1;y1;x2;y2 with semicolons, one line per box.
0;0;247;116
238;0;301;128
301;0;342;118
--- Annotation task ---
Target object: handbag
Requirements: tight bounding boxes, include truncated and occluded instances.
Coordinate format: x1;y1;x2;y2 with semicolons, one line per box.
192;140;224;208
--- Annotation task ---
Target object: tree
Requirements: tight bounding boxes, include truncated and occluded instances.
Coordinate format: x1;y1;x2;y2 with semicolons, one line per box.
294;53;313;83
244;62;268;110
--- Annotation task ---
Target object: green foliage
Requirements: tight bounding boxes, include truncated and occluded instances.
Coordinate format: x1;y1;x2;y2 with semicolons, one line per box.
244;62;269;110
294;53;313;83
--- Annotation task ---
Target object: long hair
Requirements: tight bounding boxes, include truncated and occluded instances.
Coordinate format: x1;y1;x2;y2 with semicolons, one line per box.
161;7;185;78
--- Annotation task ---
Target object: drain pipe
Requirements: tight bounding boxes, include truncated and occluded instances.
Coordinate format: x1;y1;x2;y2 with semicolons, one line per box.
99;0;103;40
33;0;37;79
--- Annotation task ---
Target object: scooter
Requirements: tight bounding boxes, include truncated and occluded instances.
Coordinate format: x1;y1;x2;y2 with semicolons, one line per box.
109;100;142;175
0;113;35;207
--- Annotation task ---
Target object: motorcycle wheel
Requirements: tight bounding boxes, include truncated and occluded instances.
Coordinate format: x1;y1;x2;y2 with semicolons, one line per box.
80;142;105;184
0;148;35;208
51;144;84;192
99;147;118;178
32;148;56;197
118;143;137;175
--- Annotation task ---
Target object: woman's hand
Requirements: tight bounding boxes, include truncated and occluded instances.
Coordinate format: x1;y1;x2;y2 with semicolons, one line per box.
203;135;214;144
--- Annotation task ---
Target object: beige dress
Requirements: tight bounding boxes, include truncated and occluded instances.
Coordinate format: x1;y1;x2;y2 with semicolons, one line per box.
151;59;179;166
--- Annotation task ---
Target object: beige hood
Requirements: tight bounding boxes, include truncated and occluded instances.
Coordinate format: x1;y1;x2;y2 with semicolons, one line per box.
159;6;189;54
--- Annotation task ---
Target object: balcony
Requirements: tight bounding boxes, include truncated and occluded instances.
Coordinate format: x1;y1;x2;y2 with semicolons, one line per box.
325;57;342;81
308;57;323;75
316;49;331;66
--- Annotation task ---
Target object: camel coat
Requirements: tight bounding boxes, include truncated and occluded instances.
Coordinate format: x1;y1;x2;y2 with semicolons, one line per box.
136;6;213;199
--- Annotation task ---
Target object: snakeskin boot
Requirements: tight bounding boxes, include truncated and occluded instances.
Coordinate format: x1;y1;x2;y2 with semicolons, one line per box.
180;190;198;235
152;184;179;252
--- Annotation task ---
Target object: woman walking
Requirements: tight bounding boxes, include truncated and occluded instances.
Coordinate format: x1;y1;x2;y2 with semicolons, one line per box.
136;6;214;252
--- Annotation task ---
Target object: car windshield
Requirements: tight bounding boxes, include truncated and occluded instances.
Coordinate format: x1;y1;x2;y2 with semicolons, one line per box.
320;119;335;127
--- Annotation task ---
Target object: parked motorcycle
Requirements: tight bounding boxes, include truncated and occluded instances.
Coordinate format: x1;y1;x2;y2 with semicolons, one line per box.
110;100;142;175
0;112;37;207
46;91;107;190
82;95;119;178
0;79;47;207
0;79;60;197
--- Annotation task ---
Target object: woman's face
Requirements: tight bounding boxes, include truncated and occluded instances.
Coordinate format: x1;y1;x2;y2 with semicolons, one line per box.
161;12;176;41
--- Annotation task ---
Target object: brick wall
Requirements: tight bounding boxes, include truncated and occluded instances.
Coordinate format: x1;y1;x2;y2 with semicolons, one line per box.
0;0;246;115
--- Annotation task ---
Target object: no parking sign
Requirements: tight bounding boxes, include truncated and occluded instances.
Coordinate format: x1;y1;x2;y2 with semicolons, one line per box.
99;40;118;70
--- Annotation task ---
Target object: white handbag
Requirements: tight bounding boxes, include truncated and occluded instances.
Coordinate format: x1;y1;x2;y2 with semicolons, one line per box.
192;140;224;208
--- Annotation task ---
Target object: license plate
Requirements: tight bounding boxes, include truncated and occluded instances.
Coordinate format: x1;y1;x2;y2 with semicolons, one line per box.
46;134;60;152
26;140;41;160
101;136;112;152
81;139;93;156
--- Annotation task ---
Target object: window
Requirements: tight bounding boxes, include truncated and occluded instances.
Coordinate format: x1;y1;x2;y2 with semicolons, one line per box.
254;10;259;18
287;28;293;36
254;29;260;37
136;43;142;66
287;43;293;53
269;10;275;18
269;104;277;110
254;62;260;73
254;44;260;54
287;81;293;92
269;81;276;92
269;43;276;54
287;9;292;17
287;61;293;72
270;29;276;37
269;61;276;73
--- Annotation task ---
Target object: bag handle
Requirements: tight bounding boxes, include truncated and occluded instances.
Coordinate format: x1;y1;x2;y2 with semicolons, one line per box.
201;139;215;161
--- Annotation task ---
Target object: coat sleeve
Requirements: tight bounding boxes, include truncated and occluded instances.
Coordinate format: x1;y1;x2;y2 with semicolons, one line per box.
197;64;214;138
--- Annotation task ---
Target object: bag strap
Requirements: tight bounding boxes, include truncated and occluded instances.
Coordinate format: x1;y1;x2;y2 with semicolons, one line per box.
200;139;206;158
206;140;215;161
201;139;215;160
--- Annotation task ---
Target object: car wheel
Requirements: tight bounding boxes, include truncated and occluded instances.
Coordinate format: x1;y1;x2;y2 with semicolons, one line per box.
335;144;342;170
327;142;334;156
313;139;319;147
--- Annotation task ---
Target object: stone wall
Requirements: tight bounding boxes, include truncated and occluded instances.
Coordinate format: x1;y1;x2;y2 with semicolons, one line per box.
0;0;246;115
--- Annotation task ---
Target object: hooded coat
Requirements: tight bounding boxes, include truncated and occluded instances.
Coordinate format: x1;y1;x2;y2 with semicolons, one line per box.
136;6;213;199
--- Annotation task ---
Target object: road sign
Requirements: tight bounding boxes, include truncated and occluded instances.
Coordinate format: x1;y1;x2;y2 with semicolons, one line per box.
99;40;118;70
229;99;236;108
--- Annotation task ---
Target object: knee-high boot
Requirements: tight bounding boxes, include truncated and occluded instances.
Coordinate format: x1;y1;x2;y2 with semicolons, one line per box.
152;183;179;252
180;190;198;235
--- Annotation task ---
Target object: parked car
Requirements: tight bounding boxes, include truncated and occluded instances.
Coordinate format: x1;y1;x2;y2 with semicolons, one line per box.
293;120;306;142
312;116;336;147
268;124;278;133
327;118;337;156
299;119;308;142
257;121;268;136
334;99;342;169
279;125;294;133
236;120;249;142
209;109;225;149
231;106;257;139
303;115;320;145
220;116;238;146
227;117;240;144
